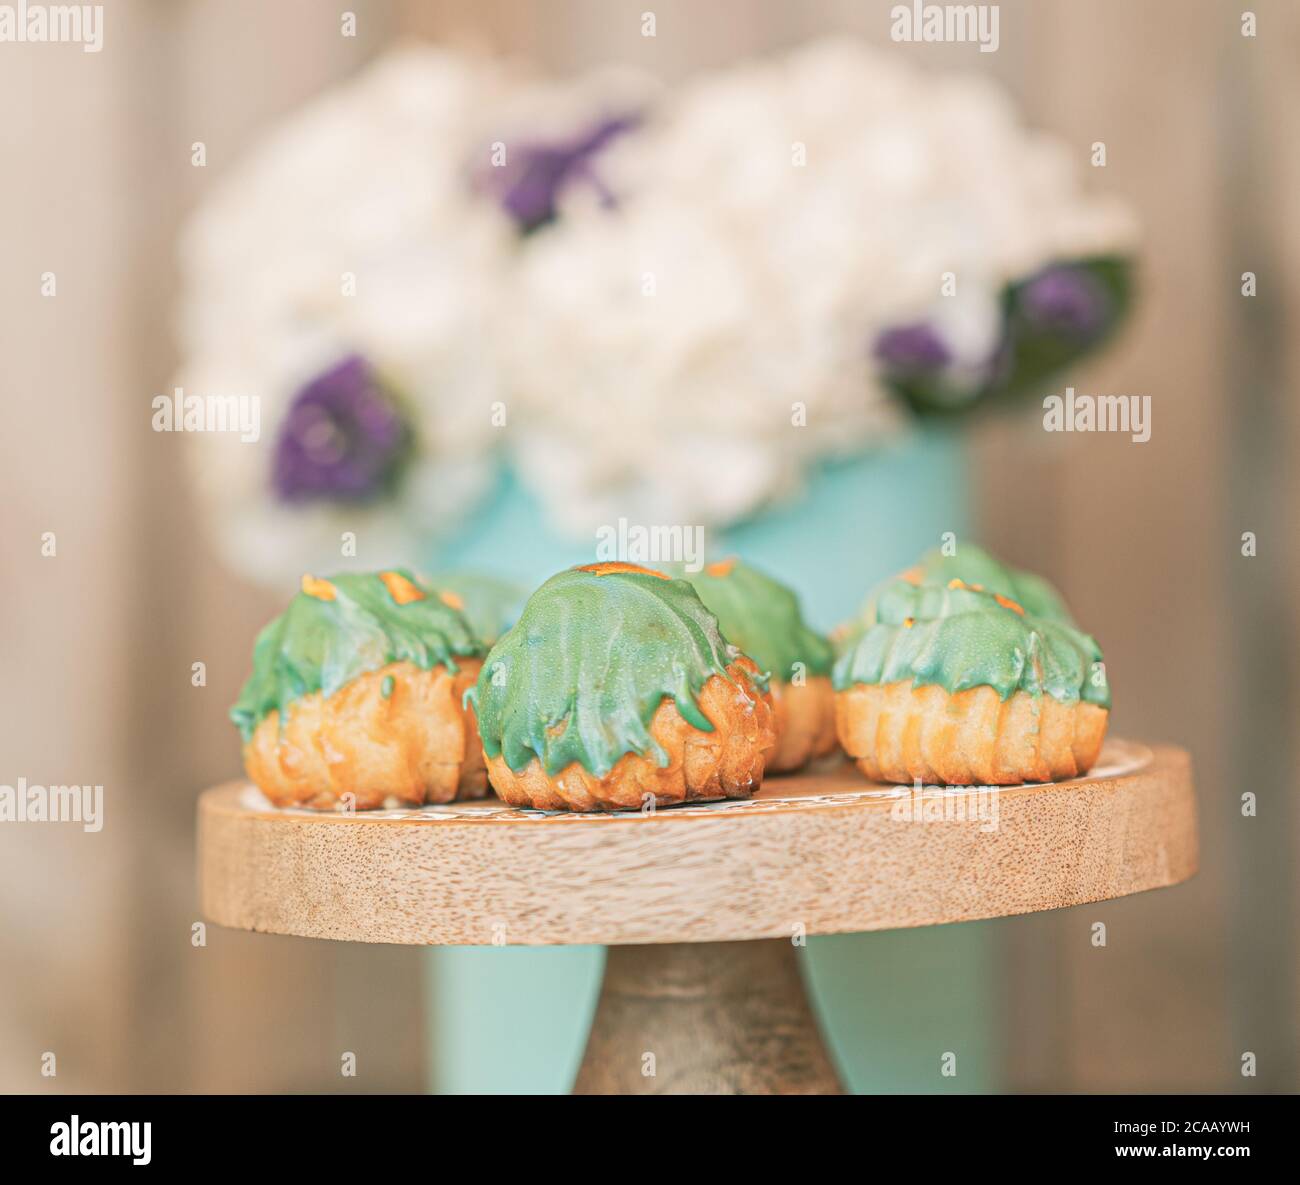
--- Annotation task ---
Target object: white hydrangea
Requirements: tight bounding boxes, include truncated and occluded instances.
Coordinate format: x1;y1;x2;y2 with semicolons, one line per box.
504;38;1137;535
178;38;1137;580
176;46;519;583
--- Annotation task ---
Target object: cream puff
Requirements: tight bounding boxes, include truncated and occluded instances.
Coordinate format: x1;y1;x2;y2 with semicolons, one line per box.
833;545;1109;785
469;563;776;812
231;570;487;809
678;558;836;773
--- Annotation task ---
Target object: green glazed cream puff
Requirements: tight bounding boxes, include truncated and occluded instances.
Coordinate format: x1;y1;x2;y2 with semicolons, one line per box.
676;558;837;773
469;562;776;812
231;570;487;809
833;545;1109;785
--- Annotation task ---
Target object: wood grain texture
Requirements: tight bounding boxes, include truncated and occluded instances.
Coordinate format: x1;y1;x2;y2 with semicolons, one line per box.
198;741;1197;946
988;0;1240;1092
574;940;842;1094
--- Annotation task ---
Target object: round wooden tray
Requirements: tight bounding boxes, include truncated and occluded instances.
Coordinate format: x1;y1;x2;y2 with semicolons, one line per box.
198;739;1197;947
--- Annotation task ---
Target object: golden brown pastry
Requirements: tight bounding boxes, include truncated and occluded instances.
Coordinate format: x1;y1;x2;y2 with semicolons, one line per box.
231;570;487;809
835;682;1107;786
769;677;838;773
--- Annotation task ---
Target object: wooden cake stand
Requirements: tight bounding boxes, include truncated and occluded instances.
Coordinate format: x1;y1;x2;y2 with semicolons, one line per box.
198;739;1196;1094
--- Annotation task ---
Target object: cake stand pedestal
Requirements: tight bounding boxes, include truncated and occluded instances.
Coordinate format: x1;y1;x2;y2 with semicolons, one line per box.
197;740;1196;1094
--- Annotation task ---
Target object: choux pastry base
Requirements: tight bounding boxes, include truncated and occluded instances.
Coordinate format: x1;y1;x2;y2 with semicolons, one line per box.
486;660;776;812
835;680;1108;786
767;676;838;773
243;658;486;810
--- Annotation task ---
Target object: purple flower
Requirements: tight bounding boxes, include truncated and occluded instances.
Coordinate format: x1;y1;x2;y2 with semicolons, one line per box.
1016;264;1112;341
272;355;411;504
484;114;639;233
872;323;952;376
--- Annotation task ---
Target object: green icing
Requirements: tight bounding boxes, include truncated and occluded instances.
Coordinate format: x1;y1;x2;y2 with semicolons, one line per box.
833;547;1109;708
668;559;833;680
469;565;752;777
420;569;527;646
857;544;1072;628
230;570;485;742
837;543;1075;654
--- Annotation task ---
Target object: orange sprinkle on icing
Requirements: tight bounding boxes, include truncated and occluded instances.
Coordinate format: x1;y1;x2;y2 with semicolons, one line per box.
301;574;337;602
577;562;670;580
706;557;738;578
994;593;1026;616
439;590;465;611
903;616;916;629
947;578;967;590
900;567;923;586
379;571;426;605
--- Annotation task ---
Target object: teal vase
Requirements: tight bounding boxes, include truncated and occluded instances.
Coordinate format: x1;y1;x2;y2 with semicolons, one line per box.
424;427;996;1093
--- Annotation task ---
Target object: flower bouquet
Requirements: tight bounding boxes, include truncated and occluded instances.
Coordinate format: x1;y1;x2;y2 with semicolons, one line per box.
177;38;1136;584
